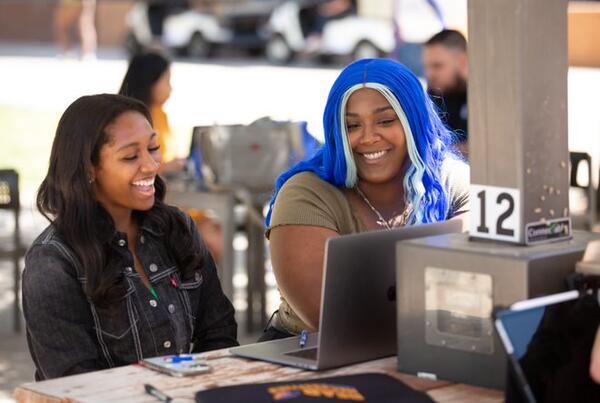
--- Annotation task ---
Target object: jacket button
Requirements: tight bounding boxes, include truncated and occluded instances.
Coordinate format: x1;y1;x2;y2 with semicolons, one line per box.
125;267;133;273
149;299;158;307
194;272;201;282
149;263;158;273
118;239;126;247
168;304;175;314
163;340;172;349
140;235;145;244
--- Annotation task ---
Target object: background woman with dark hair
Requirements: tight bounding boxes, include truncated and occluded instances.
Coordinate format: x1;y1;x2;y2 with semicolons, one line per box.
22;94;237;380
119;51;186;173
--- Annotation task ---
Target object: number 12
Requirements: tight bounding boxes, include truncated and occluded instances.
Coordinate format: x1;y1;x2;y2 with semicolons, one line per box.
477;191;515;236
471;185;520;242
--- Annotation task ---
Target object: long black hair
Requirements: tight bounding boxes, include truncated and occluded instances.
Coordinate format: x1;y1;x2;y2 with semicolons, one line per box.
118;51;170;107
37;94;200;306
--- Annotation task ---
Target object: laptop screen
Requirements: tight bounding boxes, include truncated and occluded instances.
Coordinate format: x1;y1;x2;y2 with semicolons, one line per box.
496;291;600;403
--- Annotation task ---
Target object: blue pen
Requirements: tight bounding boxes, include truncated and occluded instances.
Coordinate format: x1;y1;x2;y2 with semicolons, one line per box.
169;355;193;364
299;330;309;348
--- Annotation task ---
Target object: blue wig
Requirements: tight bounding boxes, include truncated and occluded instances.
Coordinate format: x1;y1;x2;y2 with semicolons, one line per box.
266;58;456;226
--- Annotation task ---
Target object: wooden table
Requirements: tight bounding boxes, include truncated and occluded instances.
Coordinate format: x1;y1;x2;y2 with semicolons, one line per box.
15;349;503;402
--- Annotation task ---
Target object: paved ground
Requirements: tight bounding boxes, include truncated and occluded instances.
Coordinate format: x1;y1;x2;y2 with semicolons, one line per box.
0;319;32;403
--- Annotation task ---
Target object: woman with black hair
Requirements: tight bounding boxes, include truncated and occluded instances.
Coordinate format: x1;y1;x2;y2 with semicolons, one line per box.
119;51;186;173
23;94;237;380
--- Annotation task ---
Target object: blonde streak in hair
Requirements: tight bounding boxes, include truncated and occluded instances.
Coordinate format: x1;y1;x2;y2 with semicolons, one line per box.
339;84;366;187
368;83;427;223
403;166;426;224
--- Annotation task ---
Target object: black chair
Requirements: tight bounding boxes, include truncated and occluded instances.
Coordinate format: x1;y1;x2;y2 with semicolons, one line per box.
569;152;596;230
0;169;24;332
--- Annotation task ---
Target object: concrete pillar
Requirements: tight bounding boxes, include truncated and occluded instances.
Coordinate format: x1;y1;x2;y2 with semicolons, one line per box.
468;0;571;245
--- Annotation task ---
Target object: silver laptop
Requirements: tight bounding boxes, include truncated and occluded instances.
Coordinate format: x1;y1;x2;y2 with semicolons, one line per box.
230;220;462;370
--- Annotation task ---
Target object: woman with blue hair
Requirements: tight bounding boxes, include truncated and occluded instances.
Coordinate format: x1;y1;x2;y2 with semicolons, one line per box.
262;58;469;341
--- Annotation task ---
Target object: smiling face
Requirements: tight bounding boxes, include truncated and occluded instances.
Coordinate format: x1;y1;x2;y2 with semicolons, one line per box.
91;110;161;225
345;88;408;185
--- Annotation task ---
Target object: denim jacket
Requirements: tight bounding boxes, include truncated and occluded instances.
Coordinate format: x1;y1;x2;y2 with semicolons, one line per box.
23;212;238;380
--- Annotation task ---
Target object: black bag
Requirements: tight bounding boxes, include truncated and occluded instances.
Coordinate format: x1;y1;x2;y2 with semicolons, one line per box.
195;373;434;403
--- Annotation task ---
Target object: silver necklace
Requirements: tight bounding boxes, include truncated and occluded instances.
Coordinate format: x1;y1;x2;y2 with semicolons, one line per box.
354;186;411;229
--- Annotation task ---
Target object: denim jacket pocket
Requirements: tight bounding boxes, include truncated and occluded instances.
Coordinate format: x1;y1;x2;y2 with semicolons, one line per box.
90;282;142;365
178;271;203;290
93;281;138;337
96;311;138;340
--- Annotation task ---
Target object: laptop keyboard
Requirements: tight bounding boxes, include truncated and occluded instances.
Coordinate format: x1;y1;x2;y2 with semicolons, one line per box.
284;347;319;360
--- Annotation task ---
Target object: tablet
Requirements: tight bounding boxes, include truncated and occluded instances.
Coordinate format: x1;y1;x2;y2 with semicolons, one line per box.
495;290;600;403
140;354;211;377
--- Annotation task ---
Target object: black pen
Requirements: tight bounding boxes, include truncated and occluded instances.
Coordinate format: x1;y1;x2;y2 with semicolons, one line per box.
144;383;173;403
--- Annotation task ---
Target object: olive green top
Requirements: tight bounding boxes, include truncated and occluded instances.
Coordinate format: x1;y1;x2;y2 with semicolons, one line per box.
267;158;470;334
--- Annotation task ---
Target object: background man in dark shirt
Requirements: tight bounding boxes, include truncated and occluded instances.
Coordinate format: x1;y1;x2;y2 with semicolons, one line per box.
423;29;469;157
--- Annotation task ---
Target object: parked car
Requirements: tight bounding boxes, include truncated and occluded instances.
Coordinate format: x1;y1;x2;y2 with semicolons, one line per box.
264;0;395;64
124;1;277;58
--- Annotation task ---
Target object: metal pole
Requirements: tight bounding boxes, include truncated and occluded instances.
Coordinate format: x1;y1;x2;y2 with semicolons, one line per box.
468;0;570;246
